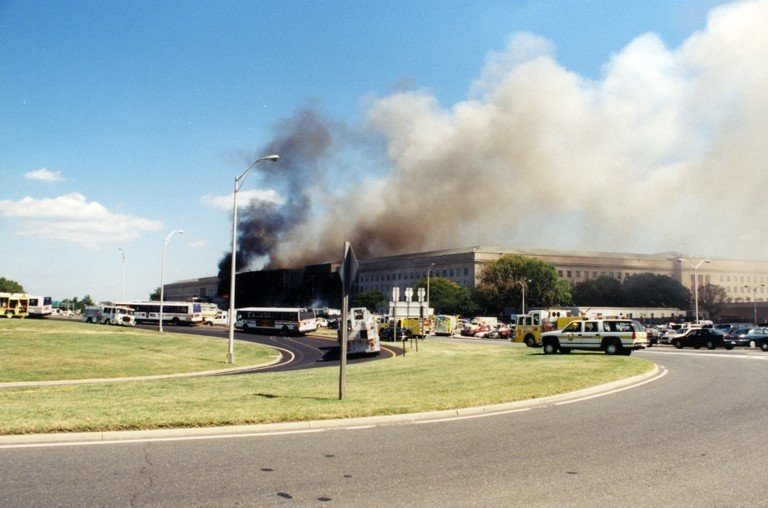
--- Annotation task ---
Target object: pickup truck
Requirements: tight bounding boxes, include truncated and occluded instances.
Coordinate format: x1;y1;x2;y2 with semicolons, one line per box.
541;319;648;356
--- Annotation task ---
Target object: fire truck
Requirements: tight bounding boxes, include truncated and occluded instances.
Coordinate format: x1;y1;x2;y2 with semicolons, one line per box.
513;308;581;347
339;307;381;355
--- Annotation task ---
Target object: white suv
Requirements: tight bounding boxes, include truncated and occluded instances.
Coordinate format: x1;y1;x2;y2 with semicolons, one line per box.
541;319;647;356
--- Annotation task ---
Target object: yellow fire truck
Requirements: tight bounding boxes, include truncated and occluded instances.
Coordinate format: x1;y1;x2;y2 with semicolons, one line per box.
513;308;581;347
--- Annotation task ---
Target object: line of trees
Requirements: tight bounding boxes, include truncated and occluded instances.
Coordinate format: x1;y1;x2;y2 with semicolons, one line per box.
350;255;731;320
0;277;25;293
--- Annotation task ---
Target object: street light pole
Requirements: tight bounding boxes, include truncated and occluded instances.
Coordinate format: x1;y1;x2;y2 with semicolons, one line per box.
118;247;126;302
159;229;184;333
745;284;764;325
678;258;710;324
227;154;280;364
426;262;434;313
516;279;530;315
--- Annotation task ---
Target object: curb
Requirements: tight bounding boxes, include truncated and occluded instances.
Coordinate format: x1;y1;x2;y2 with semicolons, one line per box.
0;357;284;390
0;364;661;446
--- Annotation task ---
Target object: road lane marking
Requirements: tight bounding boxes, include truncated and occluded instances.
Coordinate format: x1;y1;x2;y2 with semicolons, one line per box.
554;366;668;405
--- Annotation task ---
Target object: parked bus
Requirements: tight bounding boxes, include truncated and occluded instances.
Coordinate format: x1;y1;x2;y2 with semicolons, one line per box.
118;301;203;325
28;295;53;318
235;307;318;335
0;292;28;318
339;307;381;355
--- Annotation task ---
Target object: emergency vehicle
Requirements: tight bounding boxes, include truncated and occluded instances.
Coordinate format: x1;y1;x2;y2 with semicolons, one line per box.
401;317;431;338
433;315;459;336
339;307;381;355
513;308;580;347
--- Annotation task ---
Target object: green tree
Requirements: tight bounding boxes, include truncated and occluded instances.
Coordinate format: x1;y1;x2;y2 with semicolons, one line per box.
573;276;624;306
622;273;691;309
351;290;388;312
698;283;727;321
474;255;571;315
0;277;24;293
149;287;161;301
416;277;479;316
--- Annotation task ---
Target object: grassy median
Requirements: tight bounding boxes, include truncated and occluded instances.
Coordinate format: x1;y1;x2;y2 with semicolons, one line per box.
0;320;653;435
0;319;278;382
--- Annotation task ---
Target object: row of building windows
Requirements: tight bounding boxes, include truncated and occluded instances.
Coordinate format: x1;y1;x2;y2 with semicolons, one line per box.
719;275;767;284
359;267;471;283
559;270;645;280
353;280;473;295
727;286;767;294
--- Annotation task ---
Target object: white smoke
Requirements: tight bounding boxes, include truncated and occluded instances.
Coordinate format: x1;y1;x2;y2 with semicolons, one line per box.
270;0;768;267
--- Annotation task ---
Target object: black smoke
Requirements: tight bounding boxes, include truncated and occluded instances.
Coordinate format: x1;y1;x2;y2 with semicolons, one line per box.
217;105;338;299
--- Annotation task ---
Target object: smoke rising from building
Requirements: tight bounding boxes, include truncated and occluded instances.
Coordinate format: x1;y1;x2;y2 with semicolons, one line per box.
227;0;768;275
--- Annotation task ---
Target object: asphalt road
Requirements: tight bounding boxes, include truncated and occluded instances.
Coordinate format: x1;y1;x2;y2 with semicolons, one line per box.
137;323;400;372
2;348;767;506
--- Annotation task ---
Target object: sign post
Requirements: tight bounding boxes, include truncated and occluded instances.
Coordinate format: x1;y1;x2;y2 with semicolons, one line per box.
405;287;413;350
417;287;425;352
392;287;401;356
339;242;358;400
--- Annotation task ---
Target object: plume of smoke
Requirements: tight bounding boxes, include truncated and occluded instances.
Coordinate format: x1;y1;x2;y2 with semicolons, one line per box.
231;0;768;272
216;105;336;285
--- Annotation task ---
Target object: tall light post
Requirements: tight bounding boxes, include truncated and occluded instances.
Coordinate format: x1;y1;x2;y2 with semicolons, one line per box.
118;247;126;302
678;258;710;324
516;279;529;315
426;262;435;312
745;284;764;325
159;229;184;333
228;154;280;364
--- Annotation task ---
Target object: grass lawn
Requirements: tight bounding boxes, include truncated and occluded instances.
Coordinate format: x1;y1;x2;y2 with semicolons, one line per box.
0;319;279;382
0;320;654;435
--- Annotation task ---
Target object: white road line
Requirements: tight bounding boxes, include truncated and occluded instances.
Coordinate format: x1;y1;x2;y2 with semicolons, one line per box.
554;367;668;405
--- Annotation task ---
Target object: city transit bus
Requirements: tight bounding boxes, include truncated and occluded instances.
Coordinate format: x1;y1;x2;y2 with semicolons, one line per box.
118;301;203;326
28;295;53;318
235;307;318;335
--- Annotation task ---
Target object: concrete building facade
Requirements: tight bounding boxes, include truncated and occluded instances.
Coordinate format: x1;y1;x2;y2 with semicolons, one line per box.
162;276;223;307
163;246;768;312
352;246;768;304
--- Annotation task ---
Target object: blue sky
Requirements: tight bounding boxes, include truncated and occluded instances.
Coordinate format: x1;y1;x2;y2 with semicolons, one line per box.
2;0;764;302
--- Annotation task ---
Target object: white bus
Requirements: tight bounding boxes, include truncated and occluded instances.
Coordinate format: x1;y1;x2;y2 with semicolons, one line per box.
119;301;203;326
235;307;318;335
28;295;53;318
339;307;381;355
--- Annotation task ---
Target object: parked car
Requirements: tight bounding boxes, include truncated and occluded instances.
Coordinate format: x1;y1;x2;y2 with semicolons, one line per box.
743;329;768;351
715;323;754;334
645;326;662;346
461;323;491;337
725;326;759;347
492;325;512;339
379;327;412;341
732;326;768;349
671;328;735;350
